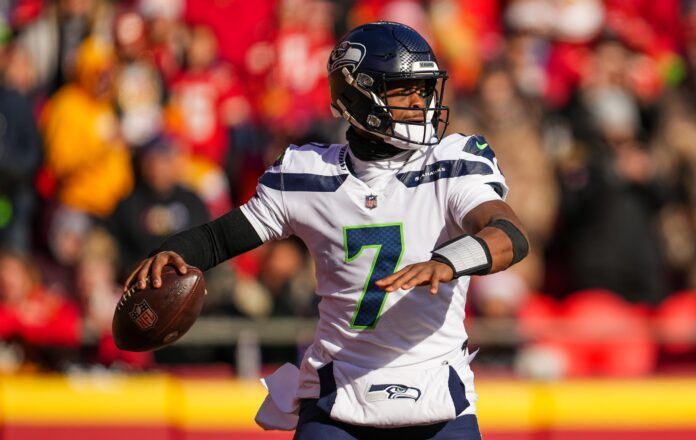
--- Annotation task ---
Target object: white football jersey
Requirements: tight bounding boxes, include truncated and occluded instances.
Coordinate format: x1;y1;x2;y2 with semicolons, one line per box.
241;133;507;411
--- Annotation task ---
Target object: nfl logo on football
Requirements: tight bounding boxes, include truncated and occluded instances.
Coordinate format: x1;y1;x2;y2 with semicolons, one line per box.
365;194;378;209
130;300;158;329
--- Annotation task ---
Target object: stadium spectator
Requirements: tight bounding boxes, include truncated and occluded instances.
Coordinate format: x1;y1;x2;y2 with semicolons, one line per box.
259;0;334;133
0;250;81;371
137;0;188;81
2;41;38;97
113;10;166;148
555;136;668;304
40;37;133;218
165;24;247;216
550;38;669;304
454;62;558;289
204;238;316;320
183;0;276;82
17;0;109;96
108;136;209;275
166;24;249;165
75;228;152;368
36;205;92;296
653;5;696;290
258;238;316;318
0;38;43;252
430;0;502;94
348;0;433;40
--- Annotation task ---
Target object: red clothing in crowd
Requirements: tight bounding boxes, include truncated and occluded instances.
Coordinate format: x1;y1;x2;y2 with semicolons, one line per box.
184;0;278;75
604;0;681;57
96;333;153;369
263;26;334;131
0;288;80;347
168;65;241;164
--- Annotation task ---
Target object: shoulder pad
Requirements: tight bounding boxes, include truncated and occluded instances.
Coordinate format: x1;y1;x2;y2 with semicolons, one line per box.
434;133;497;161
289;142;332;153
281;142;347;175
461;134;496;162
435;133;496;157
260;143;349;192
439;133;504;179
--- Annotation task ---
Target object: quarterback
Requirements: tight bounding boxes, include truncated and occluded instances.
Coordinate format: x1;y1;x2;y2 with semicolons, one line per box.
126;22;528;440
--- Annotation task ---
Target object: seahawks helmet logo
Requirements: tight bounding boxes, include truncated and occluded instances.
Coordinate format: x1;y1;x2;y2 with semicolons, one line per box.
328;41;366;73
366;384;421;402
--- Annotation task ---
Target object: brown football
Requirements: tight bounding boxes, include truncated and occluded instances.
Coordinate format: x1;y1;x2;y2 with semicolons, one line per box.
112;265;206;352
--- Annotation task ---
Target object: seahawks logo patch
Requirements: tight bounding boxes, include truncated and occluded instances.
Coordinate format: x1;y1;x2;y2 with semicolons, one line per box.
328;41;366;73
365;384;421;402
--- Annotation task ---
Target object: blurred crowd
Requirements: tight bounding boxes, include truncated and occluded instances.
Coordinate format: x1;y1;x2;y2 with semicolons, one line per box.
1;0;696;376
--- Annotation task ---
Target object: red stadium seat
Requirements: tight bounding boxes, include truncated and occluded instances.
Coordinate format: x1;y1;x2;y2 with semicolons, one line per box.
561;290;656;376
656;290;696;354
518;292;560;340
518;290;657;377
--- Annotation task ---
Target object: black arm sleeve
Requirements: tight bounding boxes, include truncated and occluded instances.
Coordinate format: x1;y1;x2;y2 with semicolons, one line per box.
488;219;529;265
151;208;264;270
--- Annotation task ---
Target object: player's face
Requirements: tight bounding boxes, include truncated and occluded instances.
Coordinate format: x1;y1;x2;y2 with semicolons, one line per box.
384;79;434;123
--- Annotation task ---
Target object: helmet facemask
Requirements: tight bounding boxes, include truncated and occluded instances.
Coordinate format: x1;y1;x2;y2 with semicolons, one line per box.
331;67;450;150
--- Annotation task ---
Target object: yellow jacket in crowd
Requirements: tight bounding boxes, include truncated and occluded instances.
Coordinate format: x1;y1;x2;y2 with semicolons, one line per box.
40;38;133;218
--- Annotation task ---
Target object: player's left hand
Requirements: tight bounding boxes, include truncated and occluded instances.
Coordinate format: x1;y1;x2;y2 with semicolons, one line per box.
375;261;454;295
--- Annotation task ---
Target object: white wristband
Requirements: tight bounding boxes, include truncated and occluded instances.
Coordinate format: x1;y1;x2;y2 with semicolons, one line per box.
431;235;491;278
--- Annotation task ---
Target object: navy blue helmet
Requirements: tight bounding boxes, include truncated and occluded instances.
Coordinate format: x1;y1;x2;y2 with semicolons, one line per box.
327;21;449;148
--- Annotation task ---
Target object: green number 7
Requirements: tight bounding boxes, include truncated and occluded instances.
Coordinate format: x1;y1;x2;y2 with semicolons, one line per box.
343;223;404;329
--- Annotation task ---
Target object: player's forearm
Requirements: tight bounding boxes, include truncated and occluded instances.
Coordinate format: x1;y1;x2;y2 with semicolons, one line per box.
152;208;263;270
475;222;525;273
465;200;528;272
431;201;528;277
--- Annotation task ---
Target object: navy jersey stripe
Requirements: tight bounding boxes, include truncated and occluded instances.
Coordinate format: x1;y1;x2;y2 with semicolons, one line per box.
259;172;349;192
462;134;496;162
486;182;505;198
396;159;493;187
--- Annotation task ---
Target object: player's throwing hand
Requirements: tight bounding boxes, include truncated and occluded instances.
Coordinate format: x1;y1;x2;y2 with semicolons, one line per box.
123;251;188;291
376;261;454;295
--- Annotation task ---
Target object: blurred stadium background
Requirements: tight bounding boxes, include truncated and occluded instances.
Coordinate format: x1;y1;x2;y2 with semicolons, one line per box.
1;0;696;438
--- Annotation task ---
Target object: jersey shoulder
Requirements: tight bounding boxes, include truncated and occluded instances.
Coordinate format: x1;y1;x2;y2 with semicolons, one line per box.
431;133;498;163
416;132;501;178
260;142;349;192
408;133;508;198
397;133;505;190
281;142;347;174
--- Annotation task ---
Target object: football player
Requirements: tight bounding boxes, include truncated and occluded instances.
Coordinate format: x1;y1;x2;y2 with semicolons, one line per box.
126;22;528;440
